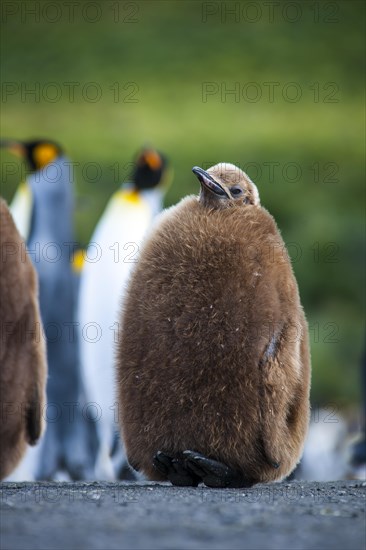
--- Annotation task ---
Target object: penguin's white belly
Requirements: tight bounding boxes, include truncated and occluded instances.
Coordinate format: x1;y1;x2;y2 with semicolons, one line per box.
78;197;153;475
9;182;33;241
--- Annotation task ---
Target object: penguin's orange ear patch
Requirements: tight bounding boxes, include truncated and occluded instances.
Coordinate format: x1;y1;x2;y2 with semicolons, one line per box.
143;150;162;170
33;144;59;169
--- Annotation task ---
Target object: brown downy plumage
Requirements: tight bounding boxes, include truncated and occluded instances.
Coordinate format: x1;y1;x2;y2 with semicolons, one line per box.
117;163;311;488
0;199;47;480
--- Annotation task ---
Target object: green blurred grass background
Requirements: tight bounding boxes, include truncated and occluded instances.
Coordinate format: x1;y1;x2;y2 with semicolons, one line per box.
1;0;365;407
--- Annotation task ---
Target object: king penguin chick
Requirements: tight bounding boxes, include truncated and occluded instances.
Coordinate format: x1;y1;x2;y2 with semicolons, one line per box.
0;199;47;479
1;139;94;481
78;147;169;479
117;163;311;488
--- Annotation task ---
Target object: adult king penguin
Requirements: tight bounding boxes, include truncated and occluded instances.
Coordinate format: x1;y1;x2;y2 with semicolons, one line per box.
1;139;93;480
78;147;169;479
117;162;311;488
0;199;47;479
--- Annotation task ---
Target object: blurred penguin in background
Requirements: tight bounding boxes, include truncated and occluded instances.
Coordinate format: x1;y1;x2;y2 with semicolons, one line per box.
78;147;170;479
296;407;348;481
1;139;94;480
0;199;47;480
295;342;366;482
295;403;366;482
349;346;366;478
294;344;366;482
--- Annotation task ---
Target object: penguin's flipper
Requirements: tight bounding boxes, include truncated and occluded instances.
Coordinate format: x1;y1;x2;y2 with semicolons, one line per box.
153;451;200;487
183;450;253;488
24;300;47;448
25;389;43;445
258;318;310;472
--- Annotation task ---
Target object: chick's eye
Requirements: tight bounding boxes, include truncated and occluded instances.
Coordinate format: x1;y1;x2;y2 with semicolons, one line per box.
231;187;243;196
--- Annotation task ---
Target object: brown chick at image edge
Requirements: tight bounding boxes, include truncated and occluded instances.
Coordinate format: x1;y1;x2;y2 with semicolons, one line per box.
117;163;311;488
0;198;47;480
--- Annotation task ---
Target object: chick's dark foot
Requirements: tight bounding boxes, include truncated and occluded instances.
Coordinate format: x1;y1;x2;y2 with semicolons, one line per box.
153;451;200;487
183;450;253;488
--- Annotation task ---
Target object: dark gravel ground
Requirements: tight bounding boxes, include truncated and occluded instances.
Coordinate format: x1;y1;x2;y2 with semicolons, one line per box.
1;480;365;550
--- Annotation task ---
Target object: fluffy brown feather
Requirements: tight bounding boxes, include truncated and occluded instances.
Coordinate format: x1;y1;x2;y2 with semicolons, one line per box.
117;163;311;484
0;198;47;479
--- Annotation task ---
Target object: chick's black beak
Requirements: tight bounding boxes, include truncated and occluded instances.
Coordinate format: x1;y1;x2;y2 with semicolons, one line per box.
192;166;228;197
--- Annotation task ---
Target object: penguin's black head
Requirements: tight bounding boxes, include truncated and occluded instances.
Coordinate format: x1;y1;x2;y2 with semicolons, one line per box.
132;148;168;191
0;139;63;171
192;163;260;209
